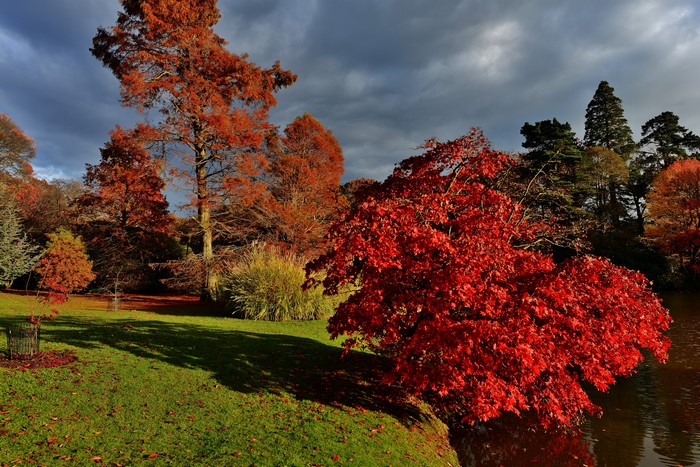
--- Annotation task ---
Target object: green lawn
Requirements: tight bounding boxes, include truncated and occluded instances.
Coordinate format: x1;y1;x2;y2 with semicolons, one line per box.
0;292;457;465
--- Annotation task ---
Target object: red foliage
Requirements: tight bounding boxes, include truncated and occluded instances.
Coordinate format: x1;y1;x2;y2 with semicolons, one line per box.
11;177;41;212
0;350;78;370
341;178;380;210
216;113;345;256
82;125;171;236
646;159;700;271
79;125;174;284
308;129;671;428
34;229;95;310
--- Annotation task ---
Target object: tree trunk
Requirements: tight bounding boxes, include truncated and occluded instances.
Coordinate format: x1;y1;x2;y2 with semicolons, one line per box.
196;144;218;302
609;180;621;227
633;196;645;235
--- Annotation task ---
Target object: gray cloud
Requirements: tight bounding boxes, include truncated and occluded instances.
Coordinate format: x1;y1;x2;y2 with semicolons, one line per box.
1;0;699;187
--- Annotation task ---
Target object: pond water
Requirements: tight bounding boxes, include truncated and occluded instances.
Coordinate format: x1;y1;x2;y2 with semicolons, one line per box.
451;292;700;466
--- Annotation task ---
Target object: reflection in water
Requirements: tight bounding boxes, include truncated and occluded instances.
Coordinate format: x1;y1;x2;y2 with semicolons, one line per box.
450;414;595;466
452;293;700;466
587;368;648;467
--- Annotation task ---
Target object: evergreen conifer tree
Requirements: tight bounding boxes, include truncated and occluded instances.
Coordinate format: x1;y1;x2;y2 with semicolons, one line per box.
584;81;635;226
639;111;700;169
584;81;636;157
0;198;39;287
520;118;586;212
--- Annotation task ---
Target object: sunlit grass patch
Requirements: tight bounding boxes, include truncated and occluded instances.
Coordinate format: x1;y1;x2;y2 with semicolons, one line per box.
0;292;457;465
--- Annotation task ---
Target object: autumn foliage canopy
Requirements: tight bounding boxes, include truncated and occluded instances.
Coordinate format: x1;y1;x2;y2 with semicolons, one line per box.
0;113;35;181
268;113;345;255
92;0;296;299
308;129;671;427
82;125;170;237
646;158;700;272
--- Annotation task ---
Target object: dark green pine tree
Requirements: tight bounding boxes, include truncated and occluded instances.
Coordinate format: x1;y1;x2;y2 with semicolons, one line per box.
520;118;587;219
584;81;635;227
584;81;636;158
639;111;700;169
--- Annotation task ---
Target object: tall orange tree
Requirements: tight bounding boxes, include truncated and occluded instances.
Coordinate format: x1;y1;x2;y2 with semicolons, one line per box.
0;113;35;182
91;0;296;299
79;125;174;291
216;113;345;257
269;113;345;255
646;159;700;275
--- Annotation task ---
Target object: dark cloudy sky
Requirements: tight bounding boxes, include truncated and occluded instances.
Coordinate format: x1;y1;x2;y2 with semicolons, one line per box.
2;0;699;191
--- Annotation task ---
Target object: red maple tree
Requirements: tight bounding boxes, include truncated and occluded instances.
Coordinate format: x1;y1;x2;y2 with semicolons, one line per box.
91;0;296;299
308;129;671;428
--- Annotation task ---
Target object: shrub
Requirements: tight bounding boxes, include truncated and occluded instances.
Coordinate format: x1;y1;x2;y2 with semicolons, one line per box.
223;245;338;321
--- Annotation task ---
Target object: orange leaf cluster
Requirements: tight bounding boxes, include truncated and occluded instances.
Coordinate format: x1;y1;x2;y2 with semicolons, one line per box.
34;229;95;306
646;159;700;270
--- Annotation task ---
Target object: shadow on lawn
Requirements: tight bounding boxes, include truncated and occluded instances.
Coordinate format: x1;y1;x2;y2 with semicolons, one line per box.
41;318;427;425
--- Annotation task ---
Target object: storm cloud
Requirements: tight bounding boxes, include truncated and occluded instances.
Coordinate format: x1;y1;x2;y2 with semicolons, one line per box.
1;0;699;189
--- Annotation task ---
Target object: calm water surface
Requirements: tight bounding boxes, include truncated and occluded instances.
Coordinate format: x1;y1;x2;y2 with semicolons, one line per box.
451;292;700;466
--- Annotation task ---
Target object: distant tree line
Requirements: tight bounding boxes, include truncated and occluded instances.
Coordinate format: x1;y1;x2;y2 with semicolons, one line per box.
517;80;700;288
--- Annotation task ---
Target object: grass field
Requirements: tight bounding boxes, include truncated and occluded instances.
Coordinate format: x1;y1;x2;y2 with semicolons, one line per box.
0;292;458;465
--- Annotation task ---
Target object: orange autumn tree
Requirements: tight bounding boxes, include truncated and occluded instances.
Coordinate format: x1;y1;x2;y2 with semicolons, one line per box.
646;159;700;275
217;113;345;257
0;113;42;215
0;113;35;182
268;113;345;256
78;125;174;291
33;229;95;320
91;0;296;300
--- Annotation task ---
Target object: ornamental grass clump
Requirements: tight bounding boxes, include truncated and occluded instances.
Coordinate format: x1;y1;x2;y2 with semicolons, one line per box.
223;245;337;321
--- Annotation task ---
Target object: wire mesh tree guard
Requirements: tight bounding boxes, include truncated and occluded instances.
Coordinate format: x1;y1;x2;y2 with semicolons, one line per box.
5;323;40;359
